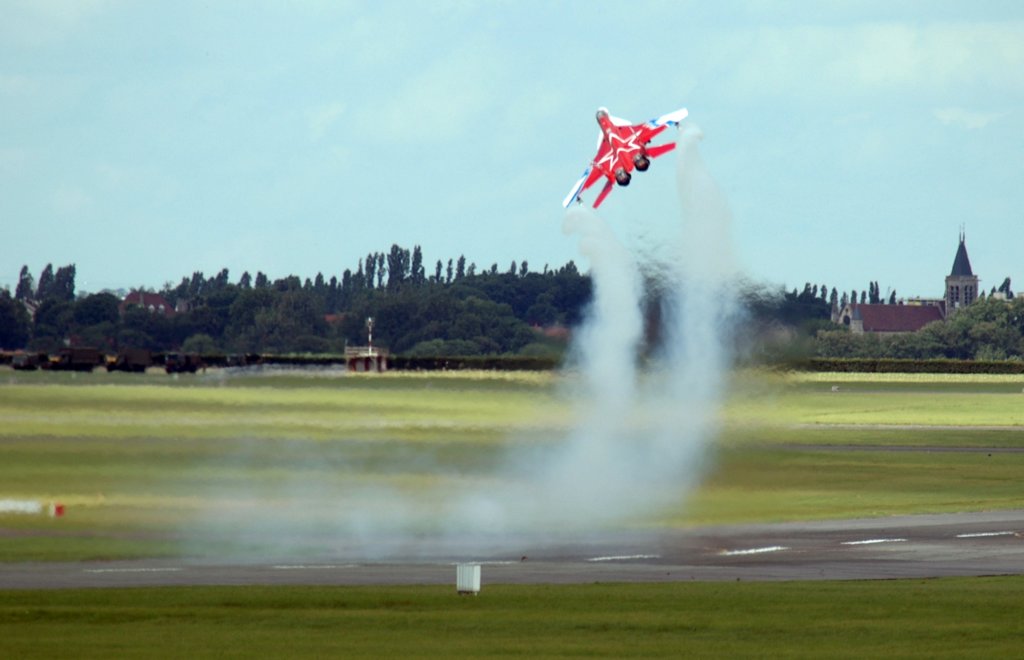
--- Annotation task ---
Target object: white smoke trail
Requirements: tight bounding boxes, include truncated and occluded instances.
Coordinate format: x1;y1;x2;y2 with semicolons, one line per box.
450;124;736;536
444;207;645;533
562;207;644;409
440;206;653;536
643;124;737;491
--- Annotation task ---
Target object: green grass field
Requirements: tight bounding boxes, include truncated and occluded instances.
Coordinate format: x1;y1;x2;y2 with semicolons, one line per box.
3;368;1023;657
2;367;1023;559
2;579;1023;659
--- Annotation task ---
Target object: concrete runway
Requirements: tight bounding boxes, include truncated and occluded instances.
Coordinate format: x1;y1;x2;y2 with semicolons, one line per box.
2;510;1022;589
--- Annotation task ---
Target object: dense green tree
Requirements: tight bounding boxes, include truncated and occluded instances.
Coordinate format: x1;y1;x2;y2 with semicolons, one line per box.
411;246;425;286
212;268;230;290
225;287;276;351
15;266;34;301
187;271;205;299
0;290;31;349
182;333;219;354
364;255;376;289
77;321;116;350
376;254;386;288
526;299;558;326
32;298;73;343
274;275;301;292
120;306;173;350
73;293;120;327
386;244;410;290
35;264;54;300
254;289;328;352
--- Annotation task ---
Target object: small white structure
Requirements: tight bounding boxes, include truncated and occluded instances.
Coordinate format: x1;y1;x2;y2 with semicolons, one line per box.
0;499;64;517
345;346;388;372
456;563;481;595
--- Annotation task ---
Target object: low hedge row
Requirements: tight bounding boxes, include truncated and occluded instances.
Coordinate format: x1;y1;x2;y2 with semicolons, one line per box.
388;355;559;371
792;357;1024;374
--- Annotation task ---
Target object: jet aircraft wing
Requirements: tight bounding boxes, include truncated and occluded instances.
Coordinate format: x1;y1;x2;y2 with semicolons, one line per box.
562;140;612;208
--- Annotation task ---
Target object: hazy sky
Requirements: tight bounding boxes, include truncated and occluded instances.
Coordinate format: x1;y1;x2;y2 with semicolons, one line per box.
3;1;1022;298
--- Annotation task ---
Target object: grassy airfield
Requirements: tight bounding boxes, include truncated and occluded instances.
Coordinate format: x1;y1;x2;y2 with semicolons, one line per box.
2;367;1023;558
2;367;1023;657
2;579;1023;658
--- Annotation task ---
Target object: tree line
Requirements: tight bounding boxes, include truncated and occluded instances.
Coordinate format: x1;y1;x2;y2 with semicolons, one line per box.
1;248;590;357
2;255;1020;363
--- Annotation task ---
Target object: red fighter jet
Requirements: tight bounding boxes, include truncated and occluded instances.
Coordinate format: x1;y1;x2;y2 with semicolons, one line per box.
562;106;688;209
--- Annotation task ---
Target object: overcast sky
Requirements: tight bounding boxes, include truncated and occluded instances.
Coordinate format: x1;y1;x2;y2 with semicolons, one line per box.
3;1;1022;299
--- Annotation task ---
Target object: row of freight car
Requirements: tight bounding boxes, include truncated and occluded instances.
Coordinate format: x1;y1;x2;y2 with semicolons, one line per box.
4;347;229;373
1;349;557;373
1;348;386;373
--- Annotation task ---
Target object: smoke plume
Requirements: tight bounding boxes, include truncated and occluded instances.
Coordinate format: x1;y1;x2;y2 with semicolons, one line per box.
444;122;737;540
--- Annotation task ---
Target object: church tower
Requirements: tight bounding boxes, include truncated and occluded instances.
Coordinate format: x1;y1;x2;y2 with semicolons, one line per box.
945;231;978;315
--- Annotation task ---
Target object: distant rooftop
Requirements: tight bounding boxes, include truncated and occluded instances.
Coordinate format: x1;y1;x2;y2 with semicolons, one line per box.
847;304;942;335
850;303;944;333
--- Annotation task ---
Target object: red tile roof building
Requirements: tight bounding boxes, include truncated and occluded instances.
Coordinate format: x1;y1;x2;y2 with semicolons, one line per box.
836;303;944;335
119;291;175;317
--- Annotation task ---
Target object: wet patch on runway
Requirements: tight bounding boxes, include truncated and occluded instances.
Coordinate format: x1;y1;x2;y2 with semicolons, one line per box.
719;545;788;556
84;567;184;574
585;554;661;562
841;538;907;545
271;564;357;570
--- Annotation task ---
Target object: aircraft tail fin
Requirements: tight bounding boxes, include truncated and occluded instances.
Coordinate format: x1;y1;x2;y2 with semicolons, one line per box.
646;142;676;159
593;179;615;208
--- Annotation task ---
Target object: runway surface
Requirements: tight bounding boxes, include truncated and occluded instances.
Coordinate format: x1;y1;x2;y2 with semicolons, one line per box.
2;510;1022;589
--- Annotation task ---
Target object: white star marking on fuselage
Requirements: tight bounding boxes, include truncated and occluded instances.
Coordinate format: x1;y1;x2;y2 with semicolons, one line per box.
594;123;646;176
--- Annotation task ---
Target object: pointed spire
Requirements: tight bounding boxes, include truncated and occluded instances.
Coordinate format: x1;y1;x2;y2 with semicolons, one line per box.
949;232;974;277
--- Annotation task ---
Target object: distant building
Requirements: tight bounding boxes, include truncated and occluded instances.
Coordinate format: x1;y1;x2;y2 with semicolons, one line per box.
120;291;175;317
945;232;978;315
345;346;388;372
835;303;944;336
832;233;980;335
